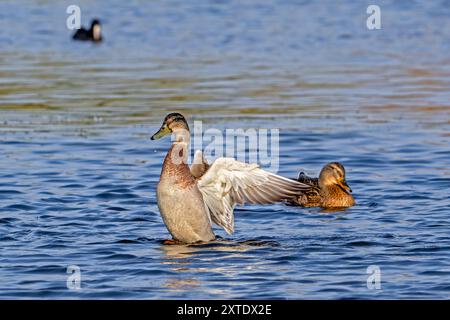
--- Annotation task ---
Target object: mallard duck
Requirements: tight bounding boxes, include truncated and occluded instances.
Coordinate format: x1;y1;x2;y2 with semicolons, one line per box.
151;113;310;244
288;162;355;208
73;19;102;42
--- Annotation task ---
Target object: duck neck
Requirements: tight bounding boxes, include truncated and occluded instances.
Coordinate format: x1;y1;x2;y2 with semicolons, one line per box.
173;128;190;145
166;142;189;166
161;129;191;178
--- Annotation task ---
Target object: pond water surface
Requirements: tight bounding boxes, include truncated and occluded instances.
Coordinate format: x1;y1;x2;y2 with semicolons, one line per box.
0;0;449;299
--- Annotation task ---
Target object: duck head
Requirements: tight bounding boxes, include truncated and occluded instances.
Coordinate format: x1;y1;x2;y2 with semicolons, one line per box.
318;162;352;194
151;113;190;142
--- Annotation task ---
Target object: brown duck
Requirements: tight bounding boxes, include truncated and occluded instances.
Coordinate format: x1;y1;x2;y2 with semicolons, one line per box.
288;162;355;208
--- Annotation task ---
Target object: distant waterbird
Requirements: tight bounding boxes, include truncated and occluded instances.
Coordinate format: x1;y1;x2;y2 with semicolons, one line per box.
72;19;102;42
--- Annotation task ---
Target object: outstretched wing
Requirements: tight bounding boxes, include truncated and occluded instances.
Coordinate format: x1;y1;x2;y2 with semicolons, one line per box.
197;158;310;234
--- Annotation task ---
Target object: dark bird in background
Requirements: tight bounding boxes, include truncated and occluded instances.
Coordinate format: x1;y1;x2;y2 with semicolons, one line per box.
72;19;102;42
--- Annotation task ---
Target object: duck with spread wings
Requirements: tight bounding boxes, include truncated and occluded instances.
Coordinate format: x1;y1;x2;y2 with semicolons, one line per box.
150;113;311;244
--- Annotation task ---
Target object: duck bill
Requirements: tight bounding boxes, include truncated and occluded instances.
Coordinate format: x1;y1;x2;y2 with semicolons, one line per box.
151;124;171;140
339;180;352;193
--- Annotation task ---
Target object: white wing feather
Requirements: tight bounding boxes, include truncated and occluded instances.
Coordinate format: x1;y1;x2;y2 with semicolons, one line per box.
197;158;310;234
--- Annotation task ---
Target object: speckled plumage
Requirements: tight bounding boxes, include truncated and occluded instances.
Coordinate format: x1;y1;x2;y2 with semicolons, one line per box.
288;163;355;208
291;172;322;207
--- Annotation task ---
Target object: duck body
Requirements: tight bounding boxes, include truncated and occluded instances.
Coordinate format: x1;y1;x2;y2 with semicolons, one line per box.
72;28;91;40
319;185;355;208
157;145;215;243
289;163;355;208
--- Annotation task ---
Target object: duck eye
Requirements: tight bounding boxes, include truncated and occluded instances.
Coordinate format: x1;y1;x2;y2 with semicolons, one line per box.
334;171;343;180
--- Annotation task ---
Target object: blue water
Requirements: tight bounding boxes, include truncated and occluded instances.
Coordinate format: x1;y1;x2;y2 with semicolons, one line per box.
0;0;449;299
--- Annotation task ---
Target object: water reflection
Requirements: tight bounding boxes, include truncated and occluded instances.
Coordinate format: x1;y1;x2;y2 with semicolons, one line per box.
159;238;281;295
160;238;276;264
164;277;201;292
